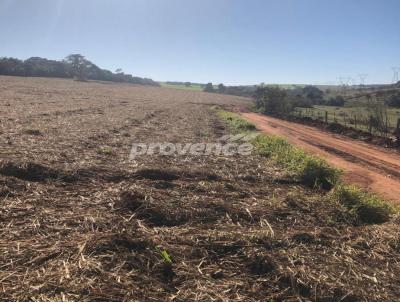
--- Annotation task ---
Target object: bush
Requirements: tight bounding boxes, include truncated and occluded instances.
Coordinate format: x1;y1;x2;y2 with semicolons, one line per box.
386;93;400;108
300;156;341;190
331;185;394;224
325;96;345;107
293;95;313;108
302;85;324;105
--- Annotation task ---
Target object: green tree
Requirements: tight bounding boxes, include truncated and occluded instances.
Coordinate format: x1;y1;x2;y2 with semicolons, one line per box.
203;83;214;93
64;54;92;81
325;96;345;107
217;83;226;93
302;85;324;105
387;93;400;108
255;86;292;115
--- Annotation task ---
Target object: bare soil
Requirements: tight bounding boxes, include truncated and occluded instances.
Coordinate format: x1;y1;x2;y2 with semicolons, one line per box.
1;76;400;301
241;112;400;203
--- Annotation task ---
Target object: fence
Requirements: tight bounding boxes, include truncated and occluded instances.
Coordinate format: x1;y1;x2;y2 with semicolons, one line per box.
293;107;400;138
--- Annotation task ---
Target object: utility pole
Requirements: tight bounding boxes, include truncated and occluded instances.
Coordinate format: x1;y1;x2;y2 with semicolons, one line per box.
392;67;400;84
359;74;368;90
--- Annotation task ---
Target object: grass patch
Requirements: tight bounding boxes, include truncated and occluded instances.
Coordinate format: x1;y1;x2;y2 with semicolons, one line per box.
215;109;256;133
331;185;395;224
253;135;341;190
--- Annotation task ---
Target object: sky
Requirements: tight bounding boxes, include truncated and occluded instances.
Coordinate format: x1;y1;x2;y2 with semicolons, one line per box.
0;0;399;85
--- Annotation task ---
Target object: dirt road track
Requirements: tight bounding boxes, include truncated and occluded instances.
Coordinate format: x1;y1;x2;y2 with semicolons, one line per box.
241;112;400;203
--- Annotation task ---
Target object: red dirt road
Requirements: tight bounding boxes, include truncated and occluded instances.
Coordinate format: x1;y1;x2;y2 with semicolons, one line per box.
241;112;400;203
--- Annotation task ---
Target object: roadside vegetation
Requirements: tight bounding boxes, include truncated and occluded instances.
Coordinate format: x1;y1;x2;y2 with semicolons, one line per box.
216;108;396;224
254;84;400;139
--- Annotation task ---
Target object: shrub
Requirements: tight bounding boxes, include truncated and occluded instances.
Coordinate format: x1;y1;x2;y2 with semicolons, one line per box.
300;156;341;190
386;93;400;108
331;185;394;224
302;85;324;104
325;96;345;107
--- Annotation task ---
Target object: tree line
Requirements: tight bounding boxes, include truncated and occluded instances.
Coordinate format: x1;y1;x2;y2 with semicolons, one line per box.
0;54;159;86
254;85;400;115
203;82;258;97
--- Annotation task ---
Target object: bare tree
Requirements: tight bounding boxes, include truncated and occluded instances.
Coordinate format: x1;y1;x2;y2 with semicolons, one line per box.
366;94;390;136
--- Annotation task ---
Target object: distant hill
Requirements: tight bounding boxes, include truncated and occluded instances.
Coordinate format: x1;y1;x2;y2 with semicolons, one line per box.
0;56;159;86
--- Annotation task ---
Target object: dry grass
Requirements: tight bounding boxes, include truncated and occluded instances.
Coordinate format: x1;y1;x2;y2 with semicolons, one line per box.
0;76;400;301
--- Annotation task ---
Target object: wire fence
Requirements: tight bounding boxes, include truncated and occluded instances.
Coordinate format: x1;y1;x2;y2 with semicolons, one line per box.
293;107;400;137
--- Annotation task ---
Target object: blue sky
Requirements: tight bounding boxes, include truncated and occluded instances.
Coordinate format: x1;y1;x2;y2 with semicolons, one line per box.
0;0;399;85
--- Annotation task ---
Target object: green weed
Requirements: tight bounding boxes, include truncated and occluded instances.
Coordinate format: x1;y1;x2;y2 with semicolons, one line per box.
331;185;395;224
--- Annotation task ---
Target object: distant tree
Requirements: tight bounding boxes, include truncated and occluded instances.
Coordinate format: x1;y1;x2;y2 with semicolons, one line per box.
64;54;93;81
0;57;25;76
216;85;256;97
302;85;324;104
203;83;215;93
217;83;226;93
325;96;345;107
0;55;159;86
24;57;68;78
387;93;400;108
184;82;191;87
115;68;123;74
292;94;313;108
254;86;292;115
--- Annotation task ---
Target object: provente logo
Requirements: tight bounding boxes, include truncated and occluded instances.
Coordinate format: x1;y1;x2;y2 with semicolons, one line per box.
129;134;257;159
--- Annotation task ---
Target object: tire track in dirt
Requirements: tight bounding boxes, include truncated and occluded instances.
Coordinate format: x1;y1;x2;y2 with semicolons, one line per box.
241;112;400;203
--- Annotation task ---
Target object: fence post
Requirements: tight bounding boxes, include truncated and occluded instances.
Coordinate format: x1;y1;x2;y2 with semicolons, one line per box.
325;111;328;123
396;118;400;138
369;116;373;133
354;115;357;130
